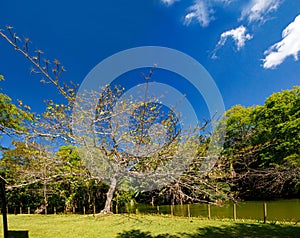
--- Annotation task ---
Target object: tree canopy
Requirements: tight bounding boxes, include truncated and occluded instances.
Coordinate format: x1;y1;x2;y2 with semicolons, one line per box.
223;86;300;199
0;75;33;138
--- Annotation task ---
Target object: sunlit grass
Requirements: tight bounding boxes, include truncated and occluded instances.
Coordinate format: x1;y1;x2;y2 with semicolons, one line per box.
0;214;299;238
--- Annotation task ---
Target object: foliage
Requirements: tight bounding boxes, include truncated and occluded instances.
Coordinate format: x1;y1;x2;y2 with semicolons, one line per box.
0;76;33;137
223;86;300;199
254;86;300;166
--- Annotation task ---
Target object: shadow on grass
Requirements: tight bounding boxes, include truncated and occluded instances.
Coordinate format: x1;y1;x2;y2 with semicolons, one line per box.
116;223;300;238
183;223;300;238
116;230;179;238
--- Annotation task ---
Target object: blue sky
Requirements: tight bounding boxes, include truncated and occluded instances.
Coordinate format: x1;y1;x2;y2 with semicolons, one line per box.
0;0;299;115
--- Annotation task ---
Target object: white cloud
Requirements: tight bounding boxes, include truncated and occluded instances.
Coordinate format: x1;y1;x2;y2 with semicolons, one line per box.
215;0;233;4
241;0;282;23
161;0;180;6
212;25;253;58
263;14;300;69
162;0;233;27
184;1;212;27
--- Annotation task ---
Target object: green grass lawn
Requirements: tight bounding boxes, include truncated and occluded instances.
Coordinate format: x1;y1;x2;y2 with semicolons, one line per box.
0;214;299;238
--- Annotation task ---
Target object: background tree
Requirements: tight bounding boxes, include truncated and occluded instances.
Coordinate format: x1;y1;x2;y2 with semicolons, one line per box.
223;87;300;199
0;75;33;139
254;86;300;166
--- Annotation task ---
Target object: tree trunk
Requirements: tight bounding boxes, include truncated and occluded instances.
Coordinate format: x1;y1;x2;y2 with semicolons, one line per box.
34;203;48;214
35;180;48;214
101;171;118;214
230;161;236;178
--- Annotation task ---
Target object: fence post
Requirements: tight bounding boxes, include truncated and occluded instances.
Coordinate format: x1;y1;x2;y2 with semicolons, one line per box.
233;203;237;221
28;207;30;214
73;207;75;214
263;203;267;224
187;204;191;219
93;205;96;215
83;206;86;215
54;207;56;215
170;204;174;216
207;204;211;219
157;205;160;214
20;207;22;214
0;177;8;238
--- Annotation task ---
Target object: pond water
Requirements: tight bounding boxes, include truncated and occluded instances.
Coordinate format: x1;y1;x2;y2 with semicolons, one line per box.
127;199;300;221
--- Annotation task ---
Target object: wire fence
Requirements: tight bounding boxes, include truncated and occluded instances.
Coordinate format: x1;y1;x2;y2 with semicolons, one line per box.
2;201;300;223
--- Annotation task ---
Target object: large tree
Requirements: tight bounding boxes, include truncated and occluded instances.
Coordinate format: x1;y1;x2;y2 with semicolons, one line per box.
0;27;230;213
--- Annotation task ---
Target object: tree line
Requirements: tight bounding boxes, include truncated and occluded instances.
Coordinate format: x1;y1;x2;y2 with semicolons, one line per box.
0;27;299;214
